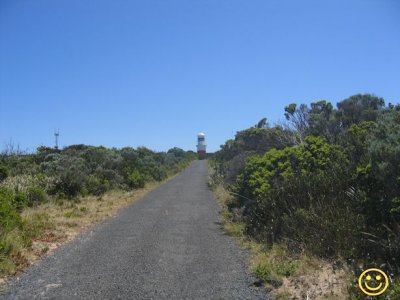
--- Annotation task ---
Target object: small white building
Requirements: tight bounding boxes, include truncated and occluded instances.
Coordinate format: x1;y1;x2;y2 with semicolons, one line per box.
196;132;206;154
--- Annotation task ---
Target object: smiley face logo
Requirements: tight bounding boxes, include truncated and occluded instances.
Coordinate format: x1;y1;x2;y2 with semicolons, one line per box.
358;268;389;296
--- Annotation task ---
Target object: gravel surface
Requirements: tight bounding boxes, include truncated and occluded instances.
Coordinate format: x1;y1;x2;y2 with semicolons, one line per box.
1;160;267;299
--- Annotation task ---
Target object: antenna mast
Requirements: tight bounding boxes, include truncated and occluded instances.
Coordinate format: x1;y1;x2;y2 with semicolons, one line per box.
54;129;60;149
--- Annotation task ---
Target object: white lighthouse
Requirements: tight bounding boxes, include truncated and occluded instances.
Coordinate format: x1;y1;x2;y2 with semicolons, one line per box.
196;132;206;154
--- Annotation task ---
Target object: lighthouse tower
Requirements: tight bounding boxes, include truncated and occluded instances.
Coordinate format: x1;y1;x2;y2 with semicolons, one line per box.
196;132;206;154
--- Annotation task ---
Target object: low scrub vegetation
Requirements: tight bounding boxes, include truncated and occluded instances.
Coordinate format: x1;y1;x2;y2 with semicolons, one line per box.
210;180;349;298
211;94;400;298
0;145;196;279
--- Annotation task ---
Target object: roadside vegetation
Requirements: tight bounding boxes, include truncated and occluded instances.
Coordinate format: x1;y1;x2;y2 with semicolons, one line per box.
210;94;400;299
0;144;196;283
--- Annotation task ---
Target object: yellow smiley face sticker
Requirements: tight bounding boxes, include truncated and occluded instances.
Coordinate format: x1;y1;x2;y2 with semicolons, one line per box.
358;268;389;296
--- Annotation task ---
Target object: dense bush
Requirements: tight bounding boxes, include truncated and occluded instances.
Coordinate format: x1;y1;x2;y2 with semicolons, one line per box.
235;136;361;256
213;93;400;280
26;187;47;206
354;109;400;267
127;170;146;189
0;145;195;201
84;175;110;196
0;165;10;182
13;192;28;212
0;187;23;233
0;188;52;274
214;126;292;183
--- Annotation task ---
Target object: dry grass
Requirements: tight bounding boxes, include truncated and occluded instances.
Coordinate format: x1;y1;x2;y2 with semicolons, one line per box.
0;177;173;290
211;178;351;300
253;246;351;299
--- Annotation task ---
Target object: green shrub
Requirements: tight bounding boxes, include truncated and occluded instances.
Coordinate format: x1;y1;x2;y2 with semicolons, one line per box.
0;165;10;182
55;171;84;198
149;165;167;181
0;187;23;233
27;187;47;206
281;207;364;257
214;127;291;183
0;228;31;275
128;170;145;189
84;175;110;196
212;97;400;290
235;136;357;255
0;188;29;275
254;262;284;287
13;192;28;212
275;260;298;277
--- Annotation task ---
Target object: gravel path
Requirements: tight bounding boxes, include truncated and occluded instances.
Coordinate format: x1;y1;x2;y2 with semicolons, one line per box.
1;160;267;299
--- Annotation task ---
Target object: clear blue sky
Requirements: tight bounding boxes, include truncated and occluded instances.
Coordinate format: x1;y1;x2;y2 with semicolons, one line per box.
1;0;399;153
